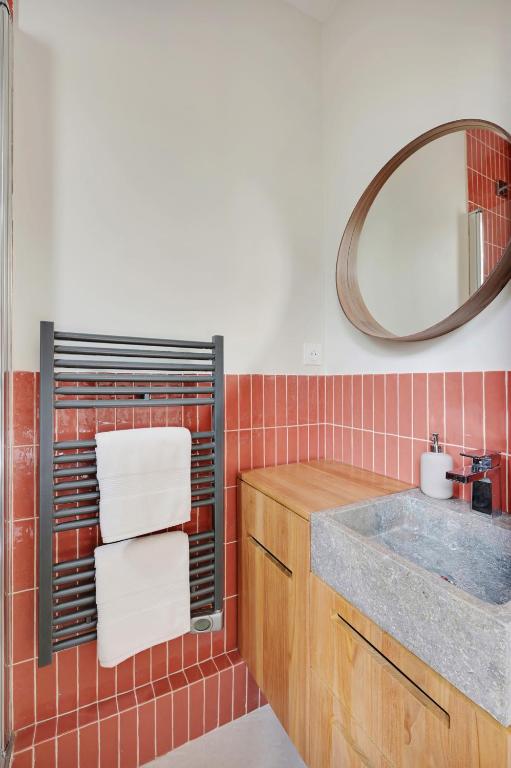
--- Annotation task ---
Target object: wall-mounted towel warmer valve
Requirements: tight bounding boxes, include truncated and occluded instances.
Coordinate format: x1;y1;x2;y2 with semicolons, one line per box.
38;322;224;667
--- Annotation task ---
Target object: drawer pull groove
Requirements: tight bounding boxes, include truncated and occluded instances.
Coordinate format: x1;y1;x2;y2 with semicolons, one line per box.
333;613;450;729
248;535;292;578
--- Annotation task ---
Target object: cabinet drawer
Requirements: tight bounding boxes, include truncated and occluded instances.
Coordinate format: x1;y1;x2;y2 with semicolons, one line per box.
240;481;304;571
311;576;450;767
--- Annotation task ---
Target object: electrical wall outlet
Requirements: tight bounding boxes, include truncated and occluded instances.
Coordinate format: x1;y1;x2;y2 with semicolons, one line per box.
303;342;322;366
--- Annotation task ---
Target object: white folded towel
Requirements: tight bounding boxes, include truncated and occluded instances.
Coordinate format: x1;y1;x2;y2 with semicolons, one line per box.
95;530;191;667
95;426;191;543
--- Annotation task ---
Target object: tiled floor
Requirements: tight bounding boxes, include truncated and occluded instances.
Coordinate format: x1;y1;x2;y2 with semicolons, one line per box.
145;705;306;768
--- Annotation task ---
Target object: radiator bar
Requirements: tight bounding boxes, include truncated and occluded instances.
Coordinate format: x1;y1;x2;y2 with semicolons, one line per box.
54;330;215;349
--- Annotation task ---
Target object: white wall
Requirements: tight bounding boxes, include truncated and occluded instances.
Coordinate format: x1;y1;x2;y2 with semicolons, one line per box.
13;0;323;373
322;0;511;373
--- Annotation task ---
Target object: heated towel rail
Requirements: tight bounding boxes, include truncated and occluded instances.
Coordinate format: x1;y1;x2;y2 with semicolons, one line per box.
38;322;224;667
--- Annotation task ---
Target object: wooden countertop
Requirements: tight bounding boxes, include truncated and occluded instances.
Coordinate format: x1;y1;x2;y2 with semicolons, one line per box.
240;460;413;521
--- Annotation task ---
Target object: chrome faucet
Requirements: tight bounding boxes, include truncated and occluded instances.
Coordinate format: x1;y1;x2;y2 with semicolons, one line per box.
446;450;501;515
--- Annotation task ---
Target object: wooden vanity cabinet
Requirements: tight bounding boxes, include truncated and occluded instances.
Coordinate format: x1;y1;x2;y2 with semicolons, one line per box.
310;573;511;768
238;480;310;762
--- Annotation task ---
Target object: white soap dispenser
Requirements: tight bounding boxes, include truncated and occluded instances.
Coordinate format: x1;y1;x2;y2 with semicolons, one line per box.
420;433;453;500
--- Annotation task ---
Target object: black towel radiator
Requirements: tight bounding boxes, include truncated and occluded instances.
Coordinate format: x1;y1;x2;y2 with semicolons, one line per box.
38;321;224;667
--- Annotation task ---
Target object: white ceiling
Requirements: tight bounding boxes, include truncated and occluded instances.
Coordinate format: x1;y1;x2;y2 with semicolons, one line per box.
282;0;340;22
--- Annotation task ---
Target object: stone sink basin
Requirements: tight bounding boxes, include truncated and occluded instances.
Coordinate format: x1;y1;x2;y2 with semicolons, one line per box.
311;489;511;725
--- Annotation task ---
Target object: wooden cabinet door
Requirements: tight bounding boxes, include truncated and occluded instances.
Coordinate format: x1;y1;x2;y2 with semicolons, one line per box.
310;670;393;768
239;482;309;762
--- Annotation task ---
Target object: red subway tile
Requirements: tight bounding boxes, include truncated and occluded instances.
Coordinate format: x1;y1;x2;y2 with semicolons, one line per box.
286;376;298;426
374;433;385;476
276;427;287;465
34;740;55;768
238;375;251;430
325;376;334;424
263;376;276;428
445;372;463;447
362;375;374;431
386;435;398;479
77;642;98;709
398;374;412;438
119;707;138;768
182;633;198;668
333;376;342;425
13;660;35;730
309;423;319;460
13;590;35;664
189;681;205;741
275;376;287;427
204;674;219;734
167;638;183;675
56;731;78;768
318;376;325;424
298;425;308;462
225;541;237;599
116;657;134;696
12;750;33;768
398;437;413;484
138;701;156;766
57;648;77;715
238;429;251;473
413;440;429;486
333;426;342;462
385;374;398;435
251;429;264;470
225;375;239;431
362;431;373;472
309;376;318;423
247;671;259;714
341;427;352;465
78;704;98;728
219;667;234;726
78;723;99;768
297;376;308;424
264;428;276;467
464;372;484;449
34;719;56;746
155;693;172;758
153;678;171;699
287;427;298;464
484;371;506;450
12;519;35;591
13;446;35;520
251;375;263;429
412;374;427;440
373;375;385;433
13;372;35;446
99;715;118;768
225;430;238;487
352;430;362;468
184;664;202;685
352;375;362;429
15;726;35;752
97;660;115;702
233;663;247;720
169;671;187;692
172;687;189;749
225;596;237;652
151;642;168;681
342;376;352;428
428;373;444;439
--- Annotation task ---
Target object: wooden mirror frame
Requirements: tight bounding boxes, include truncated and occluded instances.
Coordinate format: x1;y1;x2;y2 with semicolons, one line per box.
336;119;511;341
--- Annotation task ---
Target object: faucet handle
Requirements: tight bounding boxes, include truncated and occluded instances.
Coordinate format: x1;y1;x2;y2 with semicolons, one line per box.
460;449;501;469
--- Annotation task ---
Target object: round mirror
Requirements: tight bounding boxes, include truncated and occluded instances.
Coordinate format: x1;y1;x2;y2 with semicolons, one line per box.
336;120;511;341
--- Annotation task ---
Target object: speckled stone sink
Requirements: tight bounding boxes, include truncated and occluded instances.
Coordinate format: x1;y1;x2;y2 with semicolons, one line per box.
311;489;511;725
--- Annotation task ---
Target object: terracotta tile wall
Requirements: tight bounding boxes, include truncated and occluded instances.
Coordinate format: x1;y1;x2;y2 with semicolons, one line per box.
9;372;324;767
466;129;511;278
322;372;510;512
9;370;508;766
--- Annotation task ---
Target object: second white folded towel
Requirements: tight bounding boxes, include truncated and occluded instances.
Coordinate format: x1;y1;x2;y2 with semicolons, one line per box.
95;426;191;543
95;530;191;667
